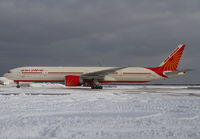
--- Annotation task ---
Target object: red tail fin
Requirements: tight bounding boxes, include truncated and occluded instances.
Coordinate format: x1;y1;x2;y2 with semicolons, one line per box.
158;44;185;71
146;44;186;77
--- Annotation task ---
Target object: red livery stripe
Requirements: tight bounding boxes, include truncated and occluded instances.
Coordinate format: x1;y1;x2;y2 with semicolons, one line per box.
22;72;42;74
99;81;150;83
48;72;83;74
14;80;149;84
14;80;64;83
123;73;151;74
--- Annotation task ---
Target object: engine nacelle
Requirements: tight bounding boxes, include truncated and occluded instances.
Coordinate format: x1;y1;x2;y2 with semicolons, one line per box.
65;75;81;86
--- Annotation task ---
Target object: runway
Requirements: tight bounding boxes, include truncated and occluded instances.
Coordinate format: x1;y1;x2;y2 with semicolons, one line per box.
0;84;200;138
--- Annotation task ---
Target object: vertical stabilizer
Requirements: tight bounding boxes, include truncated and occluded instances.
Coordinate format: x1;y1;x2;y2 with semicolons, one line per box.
158;44;185;71
146;44;186;77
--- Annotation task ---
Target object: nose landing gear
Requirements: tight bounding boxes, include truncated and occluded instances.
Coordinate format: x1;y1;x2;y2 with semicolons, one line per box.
16;82;20;88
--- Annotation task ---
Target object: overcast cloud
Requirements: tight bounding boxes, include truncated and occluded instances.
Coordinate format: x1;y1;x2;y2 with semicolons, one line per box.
0;0;200;83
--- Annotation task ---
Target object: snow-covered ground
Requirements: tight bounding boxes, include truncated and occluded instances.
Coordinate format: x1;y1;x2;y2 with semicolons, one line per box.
0;84;200;139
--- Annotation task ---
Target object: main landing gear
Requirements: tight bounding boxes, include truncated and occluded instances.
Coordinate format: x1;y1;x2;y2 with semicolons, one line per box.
90;80;103;89
84;79;103;89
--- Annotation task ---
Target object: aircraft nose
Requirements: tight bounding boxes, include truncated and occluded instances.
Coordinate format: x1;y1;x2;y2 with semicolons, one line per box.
3;73;12;80
4;73;9;78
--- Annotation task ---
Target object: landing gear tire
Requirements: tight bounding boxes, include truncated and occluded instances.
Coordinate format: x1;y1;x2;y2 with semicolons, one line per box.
91;86;103;89
16;83;20;88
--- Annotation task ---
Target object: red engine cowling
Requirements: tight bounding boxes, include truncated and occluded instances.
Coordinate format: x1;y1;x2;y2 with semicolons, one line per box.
65;75;81;86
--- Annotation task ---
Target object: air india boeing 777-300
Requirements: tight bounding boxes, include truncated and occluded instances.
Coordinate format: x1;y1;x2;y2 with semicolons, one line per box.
4;44;190;89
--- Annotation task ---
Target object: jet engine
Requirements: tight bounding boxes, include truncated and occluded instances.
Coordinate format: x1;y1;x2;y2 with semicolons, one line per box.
65;75;82;86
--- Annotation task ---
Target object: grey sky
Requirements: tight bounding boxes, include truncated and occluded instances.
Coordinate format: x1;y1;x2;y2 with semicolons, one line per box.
0;0;199;83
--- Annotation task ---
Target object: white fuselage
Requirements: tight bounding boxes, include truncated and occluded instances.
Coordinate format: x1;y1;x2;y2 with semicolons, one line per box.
4;66;164;84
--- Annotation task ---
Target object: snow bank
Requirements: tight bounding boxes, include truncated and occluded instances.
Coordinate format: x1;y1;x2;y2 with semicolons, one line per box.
29;83;66;88
0;86;199;138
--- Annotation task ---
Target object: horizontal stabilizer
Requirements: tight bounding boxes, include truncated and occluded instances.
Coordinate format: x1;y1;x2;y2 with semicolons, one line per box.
164;69;192;77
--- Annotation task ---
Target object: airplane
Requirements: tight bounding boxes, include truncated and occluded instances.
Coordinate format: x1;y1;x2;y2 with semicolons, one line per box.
4;44;190;89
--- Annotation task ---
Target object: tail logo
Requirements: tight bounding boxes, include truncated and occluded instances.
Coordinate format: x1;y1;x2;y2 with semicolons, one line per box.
159;45;185;71
146;44;185;77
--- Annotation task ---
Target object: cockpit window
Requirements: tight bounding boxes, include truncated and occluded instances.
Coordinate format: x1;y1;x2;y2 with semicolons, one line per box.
8;70;11;73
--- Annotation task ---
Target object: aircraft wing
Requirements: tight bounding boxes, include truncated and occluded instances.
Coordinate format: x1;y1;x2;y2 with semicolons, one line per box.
81;66;128;79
